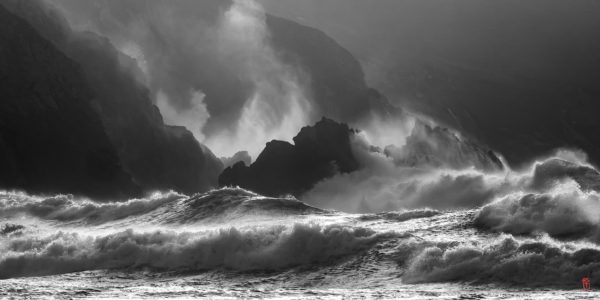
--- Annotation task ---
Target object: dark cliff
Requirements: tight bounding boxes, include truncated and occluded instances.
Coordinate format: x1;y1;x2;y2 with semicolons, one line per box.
219;118;359;197
0;5;139;198
266;15;399;122
1;0;223;195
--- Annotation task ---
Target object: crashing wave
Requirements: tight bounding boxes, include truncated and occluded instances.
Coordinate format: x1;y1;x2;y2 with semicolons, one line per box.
0;223;394;279
170;187;324;223
474;181;600;241
0;191;183;225
399;235;600;287
529;158;600;192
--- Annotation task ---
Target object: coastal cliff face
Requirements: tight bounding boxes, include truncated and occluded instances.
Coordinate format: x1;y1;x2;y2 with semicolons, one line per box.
1;0;224;196
266;15;399;122
219;118;359;197
0;5;139;198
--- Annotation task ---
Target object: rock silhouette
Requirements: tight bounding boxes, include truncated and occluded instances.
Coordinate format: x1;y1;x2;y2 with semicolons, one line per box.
0;5;139;199
219;118;359;197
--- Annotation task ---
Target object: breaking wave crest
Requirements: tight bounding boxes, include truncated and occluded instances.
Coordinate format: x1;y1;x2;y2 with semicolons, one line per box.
0;191;183;225
0;187;324;225
474;181;600;241
0;223;393;279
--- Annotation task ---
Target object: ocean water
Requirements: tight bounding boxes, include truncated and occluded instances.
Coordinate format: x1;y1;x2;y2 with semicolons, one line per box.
1;187;600;299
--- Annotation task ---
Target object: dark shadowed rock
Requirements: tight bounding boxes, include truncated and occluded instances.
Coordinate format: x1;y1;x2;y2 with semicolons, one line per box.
2;0;223;196
266;15;400;122
219;118;359;196
0;5;140;199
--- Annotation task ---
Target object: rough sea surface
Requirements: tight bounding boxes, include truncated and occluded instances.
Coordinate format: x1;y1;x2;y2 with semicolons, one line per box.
2;182;600;299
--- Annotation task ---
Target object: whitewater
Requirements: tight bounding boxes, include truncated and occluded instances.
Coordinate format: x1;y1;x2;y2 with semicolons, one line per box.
2;153;600;299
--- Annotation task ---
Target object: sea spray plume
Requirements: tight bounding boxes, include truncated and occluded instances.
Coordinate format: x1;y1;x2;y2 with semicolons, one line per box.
383;122;504;171
155;90;210;142
49;0;315;159
301;118;507;213
203;0;313;158
49;0;257;146
49;0;398;159
474;151;600;241
529;158;600;192
0;223;393;278
302;119;600;214
302;161;505;213
353;110;415;152
475;182;600;241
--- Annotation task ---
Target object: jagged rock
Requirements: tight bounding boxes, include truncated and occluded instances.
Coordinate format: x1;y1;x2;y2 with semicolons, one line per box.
220;151;252;169
219;118;359;196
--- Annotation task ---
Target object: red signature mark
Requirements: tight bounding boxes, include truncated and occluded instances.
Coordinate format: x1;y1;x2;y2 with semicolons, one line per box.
582;277;591;290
